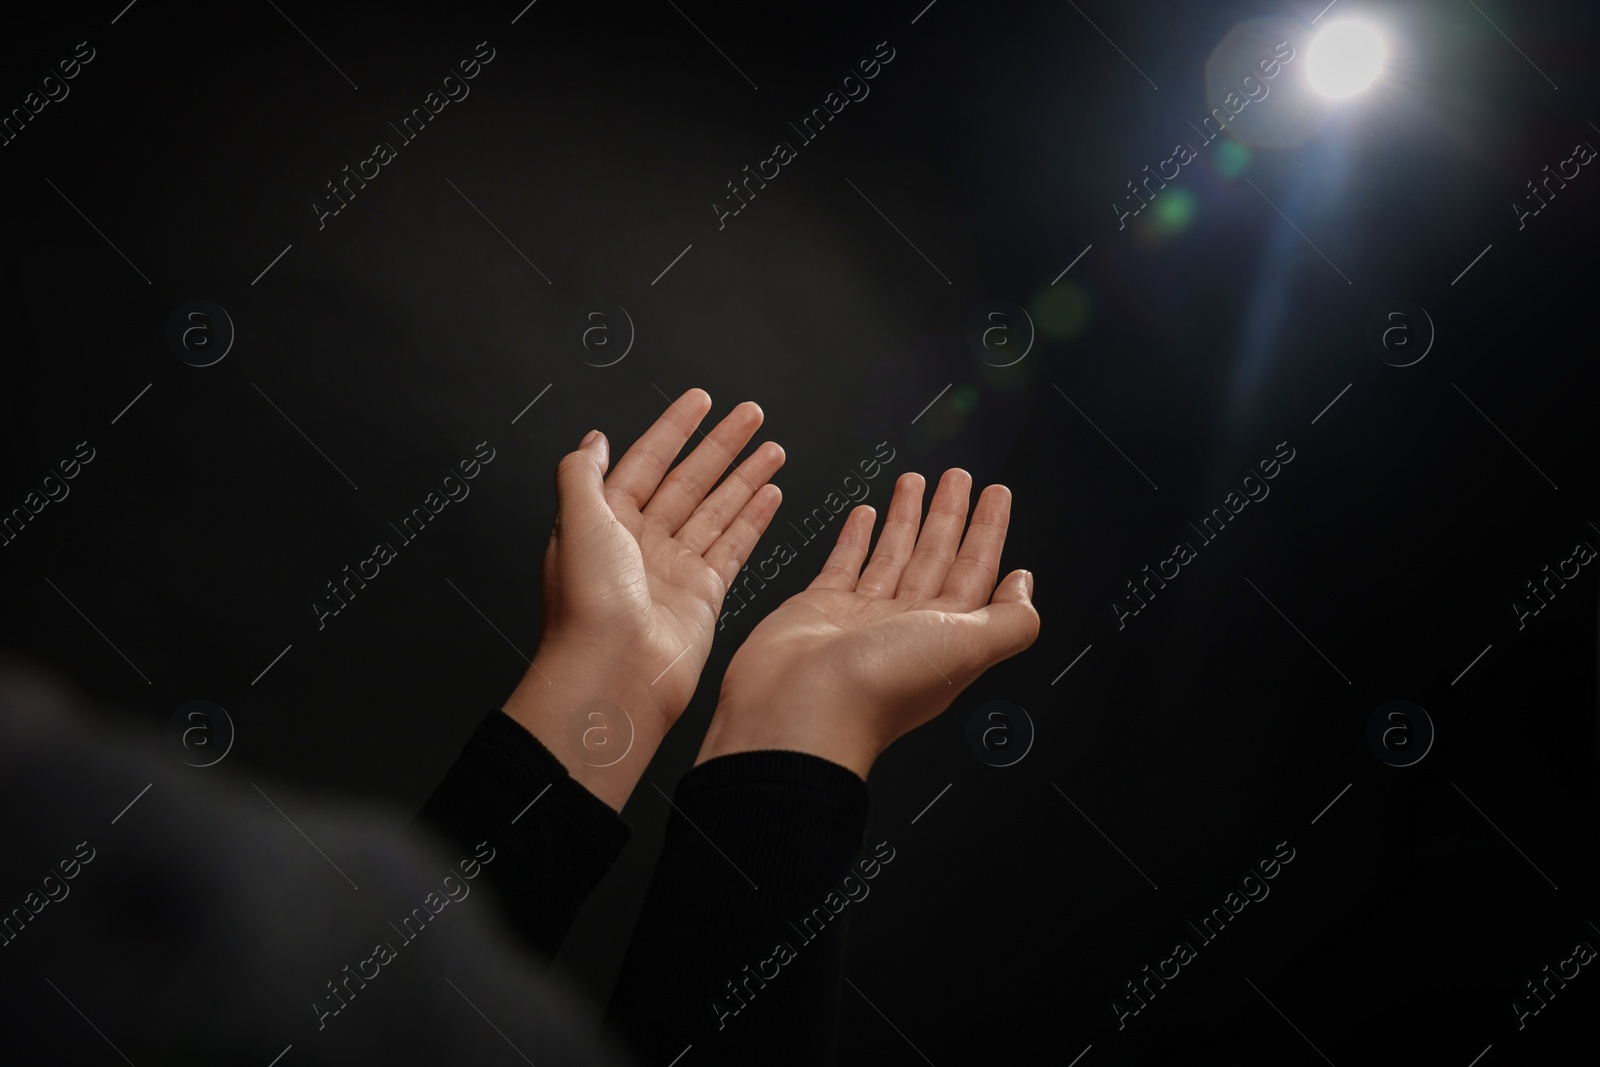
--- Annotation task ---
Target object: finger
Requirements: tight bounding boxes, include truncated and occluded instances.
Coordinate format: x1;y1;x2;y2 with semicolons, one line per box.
896;468;974;601
955;569;1040;675
552;430;614;537
677;440;786;555
939;484;1012;609
642;395;761;530
808;505;877;590
606;388;712;510
854;472;925;599
703;484;783;592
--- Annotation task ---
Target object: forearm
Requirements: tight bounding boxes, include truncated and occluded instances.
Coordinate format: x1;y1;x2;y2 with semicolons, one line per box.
411;632;683;959
502;633;678;812
605;749;869;1065
414;707;631;960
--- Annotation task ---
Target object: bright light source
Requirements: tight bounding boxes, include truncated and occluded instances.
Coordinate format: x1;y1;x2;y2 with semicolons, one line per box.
1306;21;1385;98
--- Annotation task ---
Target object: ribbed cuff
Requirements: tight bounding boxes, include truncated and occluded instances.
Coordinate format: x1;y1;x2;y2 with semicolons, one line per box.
472;708;632;853
679;748;870;822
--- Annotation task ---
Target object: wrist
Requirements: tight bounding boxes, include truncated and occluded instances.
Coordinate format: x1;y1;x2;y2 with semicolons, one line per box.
695;693;884;782
502;634;669;811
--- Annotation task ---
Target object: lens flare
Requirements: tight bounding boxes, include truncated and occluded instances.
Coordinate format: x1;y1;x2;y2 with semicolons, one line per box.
1306;21;1385;98
1213;139;1250;178
1149;187;1197;235
1032;283;1092;340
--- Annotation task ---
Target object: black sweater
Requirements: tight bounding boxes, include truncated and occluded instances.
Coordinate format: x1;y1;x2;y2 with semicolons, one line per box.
0;676;865;1066
417;709;871;1066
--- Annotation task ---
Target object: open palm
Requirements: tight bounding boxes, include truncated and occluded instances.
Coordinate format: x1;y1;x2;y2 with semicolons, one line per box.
708;469;1040;778
537;389;784;724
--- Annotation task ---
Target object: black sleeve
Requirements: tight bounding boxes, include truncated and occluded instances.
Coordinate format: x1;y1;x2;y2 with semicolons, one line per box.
604;750;871;1066
414;708;632;960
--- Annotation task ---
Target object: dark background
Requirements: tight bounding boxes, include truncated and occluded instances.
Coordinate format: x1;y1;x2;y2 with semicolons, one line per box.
2;0;1597;1062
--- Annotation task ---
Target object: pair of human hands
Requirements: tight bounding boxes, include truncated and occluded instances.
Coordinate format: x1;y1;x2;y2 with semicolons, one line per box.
500;389;1040;810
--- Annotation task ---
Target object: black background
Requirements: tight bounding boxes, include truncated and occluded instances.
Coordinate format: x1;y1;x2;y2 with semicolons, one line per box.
2;0;1597;1062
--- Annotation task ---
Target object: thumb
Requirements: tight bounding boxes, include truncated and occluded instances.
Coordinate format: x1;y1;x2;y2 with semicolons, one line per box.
553;430;613;533
962;569;1040;669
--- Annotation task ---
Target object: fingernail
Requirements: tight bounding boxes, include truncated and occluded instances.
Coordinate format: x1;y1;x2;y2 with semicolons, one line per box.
580;429;599;448
1023;570;1035;597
